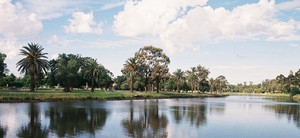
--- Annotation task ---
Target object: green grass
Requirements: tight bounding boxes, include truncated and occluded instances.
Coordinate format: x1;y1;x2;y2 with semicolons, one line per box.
0;89;228;103
225;92;291;97
293;94;300;102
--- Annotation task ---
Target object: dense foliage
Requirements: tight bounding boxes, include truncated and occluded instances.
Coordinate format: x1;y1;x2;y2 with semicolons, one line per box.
0;43;299;96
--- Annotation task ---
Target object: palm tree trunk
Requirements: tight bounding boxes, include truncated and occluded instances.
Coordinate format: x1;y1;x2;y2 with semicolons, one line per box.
130;75;133;93
156;80;159;93
91;80;95;92
30;72;35;92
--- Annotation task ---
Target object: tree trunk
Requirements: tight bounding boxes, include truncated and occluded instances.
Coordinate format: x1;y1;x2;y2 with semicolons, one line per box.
30;72;35;92
156;79;159;93
130;76;133;93
176;81;180;93
91;79;95;92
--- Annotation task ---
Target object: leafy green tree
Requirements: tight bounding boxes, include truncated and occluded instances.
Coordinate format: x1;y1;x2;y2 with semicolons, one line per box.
45;59;58;87
16;43;49;92
122;57;137;92
173;69;185;92
82;58;103;92
134;46;170;93
0;52;8;79
55;54;83;92
215;75;227;93
113;75;127;90
195;65;210;92
186;67;197;92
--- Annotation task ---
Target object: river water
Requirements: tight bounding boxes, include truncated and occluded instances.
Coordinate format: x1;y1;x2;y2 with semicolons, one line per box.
0;96;299;138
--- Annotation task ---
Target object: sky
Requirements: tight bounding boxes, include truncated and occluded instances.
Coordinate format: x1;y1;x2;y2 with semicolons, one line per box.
0;0;300;84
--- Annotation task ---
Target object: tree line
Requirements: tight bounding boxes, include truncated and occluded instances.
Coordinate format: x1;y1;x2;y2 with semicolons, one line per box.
0;43;299;95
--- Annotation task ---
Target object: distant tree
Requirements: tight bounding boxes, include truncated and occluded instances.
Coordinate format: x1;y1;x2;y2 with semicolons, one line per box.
186;67;197;92
0;52;8;79
55;54;83;92
134;46;170;93
215;75;228;93
122;57;137;92
173;69;185;92
113;75;127;90
82;58;103;92
16;43;49;92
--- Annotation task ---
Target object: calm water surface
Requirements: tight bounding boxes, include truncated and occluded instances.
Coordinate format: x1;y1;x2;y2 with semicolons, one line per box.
0;96;299;138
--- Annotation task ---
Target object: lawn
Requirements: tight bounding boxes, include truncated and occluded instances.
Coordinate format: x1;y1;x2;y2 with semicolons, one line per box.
0;89;228;103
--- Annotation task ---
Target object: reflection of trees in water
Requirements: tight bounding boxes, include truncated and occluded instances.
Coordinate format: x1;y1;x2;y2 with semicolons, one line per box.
171;104;207;128
17;103;49;138
46;103;109;137
207;103;225;115
265;104;300;128
122;100;168;138
0;123;7;138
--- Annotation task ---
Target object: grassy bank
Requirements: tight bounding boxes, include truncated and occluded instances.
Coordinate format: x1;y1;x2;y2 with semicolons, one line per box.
293;94;300;102
0;90;228;103
225;92;291;97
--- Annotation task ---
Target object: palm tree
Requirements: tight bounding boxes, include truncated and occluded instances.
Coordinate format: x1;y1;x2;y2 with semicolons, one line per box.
186;67;197;92
173;69;184;92
122;57;137;93
83;58;103;92
17;43;49;92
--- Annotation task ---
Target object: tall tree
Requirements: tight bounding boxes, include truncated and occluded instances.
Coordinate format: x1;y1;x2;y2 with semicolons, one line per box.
122;57;137;92
83;58;103;92
55;54;83;92
215;75;227;93
173;69;185;92
16;43;49;92
186;67;197;92
134;46;170;93
0;52;8;79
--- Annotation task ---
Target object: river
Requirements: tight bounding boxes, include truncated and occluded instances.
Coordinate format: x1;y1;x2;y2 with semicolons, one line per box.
0;96;299;138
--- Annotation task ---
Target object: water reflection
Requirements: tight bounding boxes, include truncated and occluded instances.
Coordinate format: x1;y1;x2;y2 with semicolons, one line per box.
17;103;49;138
46;102;109;137
0;123;7;138
122;100;168;138
171;104;207;128
265;104;300;128
0;96;299;138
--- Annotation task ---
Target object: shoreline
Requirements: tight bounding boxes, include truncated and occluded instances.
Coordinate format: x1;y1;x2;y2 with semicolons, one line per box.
0;91;228;103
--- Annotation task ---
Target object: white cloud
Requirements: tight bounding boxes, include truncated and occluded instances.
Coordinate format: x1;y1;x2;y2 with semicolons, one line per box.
101;1;125;10
0;0;43;38
276;0;300;11
64;11;103;34
0;40;20;60
113;0;300;53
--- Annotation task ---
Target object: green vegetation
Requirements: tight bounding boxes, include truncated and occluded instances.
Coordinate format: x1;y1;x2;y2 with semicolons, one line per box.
1;44;300;102
0;89;228;103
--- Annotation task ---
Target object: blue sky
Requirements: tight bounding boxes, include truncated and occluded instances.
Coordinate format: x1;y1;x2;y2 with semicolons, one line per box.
0;0;300;84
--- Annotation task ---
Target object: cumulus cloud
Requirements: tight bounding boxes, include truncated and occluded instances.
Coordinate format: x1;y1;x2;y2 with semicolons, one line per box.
0;0;43;38
0;40;20;60
64;11;103;34
276;0;300;11
113;0;300;53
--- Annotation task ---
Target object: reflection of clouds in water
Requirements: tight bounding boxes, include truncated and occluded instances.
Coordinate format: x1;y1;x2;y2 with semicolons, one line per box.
0;104;29;138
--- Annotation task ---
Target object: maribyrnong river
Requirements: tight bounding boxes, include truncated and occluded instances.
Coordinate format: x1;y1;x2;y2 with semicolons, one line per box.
0;96;299;138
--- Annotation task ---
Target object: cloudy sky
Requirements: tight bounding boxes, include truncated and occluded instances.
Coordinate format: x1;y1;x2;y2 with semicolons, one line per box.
0;0;300;84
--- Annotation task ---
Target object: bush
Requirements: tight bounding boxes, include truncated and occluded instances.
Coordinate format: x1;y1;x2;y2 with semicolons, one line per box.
289;85;300;96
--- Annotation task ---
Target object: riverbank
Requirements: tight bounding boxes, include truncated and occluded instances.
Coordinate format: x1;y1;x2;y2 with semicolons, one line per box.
0;90;228;103
225;92;300;102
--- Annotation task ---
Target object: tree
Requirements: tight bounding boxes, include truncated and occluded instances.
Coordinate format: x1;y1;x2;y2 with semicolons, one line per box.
16;43;49;92
195;65;210;92
0;52;8;79
215;75;228;93
83;58;103;92
55;54;83;92
186;67;197;92
173;69;185;92
122;57;137;92
134;46;170;93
